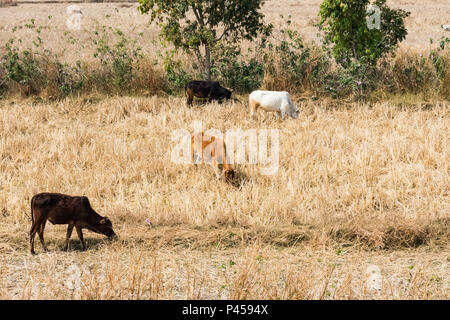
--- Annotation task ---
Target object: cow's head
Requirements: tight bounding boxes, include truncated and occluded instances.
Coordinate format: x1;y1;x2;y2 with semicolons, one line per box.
98;217;117;240
220;88;232;101
224;168;236;182
290;104;300;119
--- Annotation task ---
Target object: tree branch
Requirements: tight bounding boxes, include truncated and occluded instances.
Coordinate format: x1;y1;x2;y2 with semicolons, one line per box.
217;26;230;42
192;4;204;26
197;5;205;26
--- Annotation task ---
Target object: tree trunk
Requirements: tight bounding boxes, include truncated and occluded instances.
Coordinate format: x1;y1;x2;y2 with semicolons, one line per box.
204;45;211;81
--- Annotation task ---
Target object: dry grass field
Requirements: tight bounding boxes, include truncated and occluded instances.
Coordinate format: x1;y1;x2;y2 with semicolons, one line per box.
0;97;448;299
0;0;449;300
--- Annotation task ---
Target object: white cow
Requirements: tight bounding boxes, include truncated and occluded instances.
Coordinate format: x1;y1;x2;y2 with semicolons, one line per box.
249;90;299;119
443;25;450;31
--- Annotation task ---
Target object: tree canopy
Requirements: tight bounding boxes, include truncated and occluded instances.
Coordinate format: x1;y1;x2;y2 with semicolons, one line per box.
319;0;410;66
138;0;272;80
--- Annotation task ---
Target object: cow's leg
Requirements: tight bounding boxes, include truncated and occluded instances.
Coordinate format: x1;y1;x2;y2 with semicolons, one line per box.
64;224;74;251
216;164;225;180
29;223;38;254
75;225;86;251
30;213;44;254
38;219;48;252
211;152;223;179
213;165;222;179
191;137;195;164
250;100;259;119
187;96;193;107
191;136;202;165
279;104;289;120
206;88;213;104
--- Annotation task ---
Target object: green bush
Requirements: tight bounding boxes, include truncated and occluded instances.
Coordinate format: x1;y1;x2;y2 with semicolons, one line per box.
307;45;332;92
430;37;450;80
161;51;192;94
263;17;311;91
2;38;46;95
321;61;377;99
0;17;447;101
385;37;449;96
54;61;84;97
211;43;264;93
390;55;435;94
92;28;143;93
216;58;264;93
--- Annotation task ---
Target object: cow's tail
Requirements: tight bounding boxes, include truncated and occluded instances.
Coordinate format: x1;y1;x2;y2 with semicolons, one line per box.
25;196;34;226
30;195;35;225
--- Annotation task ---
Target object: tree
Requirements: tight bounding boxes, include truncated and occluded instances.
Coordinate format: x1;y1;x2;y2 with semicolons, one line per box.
138;0;272;80
319;0;410;67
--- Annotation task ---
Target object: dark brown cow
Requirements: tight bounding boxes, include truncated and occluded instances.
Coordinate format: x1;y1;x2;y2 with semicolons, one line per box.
185;80;232;106
29;193;117;254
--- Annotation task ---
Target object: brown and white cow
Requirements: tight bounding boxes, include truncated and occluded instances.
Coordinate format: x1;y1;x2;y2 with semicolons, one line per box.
190;132;235;182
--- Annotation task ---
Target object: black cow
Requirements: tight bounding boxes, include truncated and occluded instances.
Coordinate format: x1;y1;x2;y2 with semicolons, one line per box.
29;193;117;254
185;80;232;106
